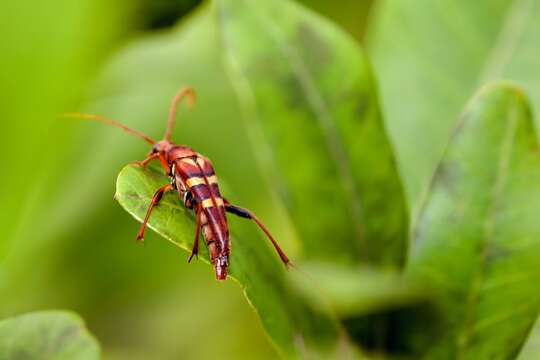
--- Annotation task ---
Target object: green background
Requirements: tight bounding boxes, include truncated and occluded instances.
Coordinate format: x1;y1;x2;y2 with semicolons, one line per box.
0;1;372;359
3;0;540;359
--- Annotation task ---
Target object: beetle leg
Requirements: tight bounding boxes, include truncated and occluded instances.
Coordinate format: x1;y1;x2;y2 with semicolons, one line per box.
188;204;202;262
131;152;159;167
158;153;170;174
182;191;195;209
136;184;173;241
224;200;290;266
132;152;169;176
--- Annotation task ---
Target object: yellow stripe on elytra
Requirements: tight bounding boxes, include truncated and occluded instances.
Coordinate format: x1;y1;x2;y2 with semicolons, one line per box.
186;175;218;187
181;158;197;166
201;197;224;208
182;157;206;168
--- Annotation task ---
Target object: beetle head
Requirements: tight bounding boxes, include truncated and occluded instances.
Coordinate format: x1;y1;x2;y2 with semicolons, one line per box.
215;255;229;280
151;140;174;155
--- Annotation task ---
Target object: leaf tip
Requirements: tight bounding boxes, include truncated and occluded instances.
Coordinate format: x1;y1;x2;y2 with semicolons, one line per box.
475;80;530;107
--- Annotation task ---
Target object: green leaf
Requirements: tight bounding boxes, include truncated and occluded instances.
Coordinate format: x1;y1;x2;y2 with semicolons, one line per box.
290;262;428;317
518;318;540;359
367;0;540;217
289;262;441;356
216;0;407;267
0;311;100;360
407;83;540;358
115;164;345;357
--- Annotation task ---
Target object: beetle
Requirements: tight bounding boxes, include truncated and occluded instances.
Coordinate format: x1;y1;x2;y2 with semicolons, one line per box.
65;87;290;280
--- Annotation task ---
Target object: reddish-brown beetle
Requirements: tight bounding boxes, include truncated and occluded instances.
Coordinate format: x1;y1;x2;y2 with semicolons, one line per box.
66;87;290;280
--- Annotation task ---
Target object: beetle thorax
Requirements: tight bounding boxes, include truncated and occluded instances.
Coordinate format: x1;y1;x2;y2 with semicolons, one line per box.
166;145;197;163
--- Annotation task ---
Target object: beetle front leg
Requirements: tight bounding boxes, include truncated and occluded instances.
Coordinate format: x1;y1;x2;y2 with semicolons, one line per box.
132;152;170;176
136;183;173;241
224;201;290;266
131;152;159;167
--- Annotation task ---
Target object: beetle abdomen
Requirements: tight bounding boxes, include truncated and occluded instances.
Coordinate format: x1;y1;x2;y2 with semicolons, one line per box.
175;155;230;279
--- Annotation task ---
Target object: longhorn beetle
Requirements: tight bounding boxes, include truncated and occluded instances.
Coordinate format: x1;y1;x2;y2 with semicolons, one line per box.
65;87;290;280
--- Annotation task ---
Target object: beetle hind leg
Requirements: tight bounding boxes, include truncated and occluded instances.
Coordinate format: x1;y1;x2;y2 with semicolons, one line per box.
224;201;290;266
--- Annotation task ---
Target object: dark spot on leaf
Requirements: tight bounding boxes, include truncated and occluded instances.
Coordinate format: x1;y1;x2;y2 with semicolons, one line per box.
280;73;308;111
11;349;32;360
246;54;308;113
356;97;368;120
485;243;510;263
411;209;434;256
332;85;372;124
50;325;80;352
432;160;460;194
294;22;331;71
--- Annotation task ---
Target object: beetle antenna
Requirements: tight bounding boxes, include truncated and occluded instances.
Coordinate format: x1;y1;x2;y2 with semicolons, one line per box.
61;112;157;145
164;86;196;141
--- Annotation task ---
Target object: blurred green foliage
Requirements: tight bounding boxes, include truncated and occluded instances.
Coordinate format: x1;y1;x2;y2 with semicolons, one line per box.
290;263;427;318
2;0;540;359
0;311;99;360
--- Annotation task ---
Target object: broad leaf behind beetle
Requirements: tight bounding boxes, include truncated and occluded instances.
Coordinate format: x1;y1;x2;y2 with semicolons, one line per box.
407;83;540;359
368;0;540;218
215;0;407;267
